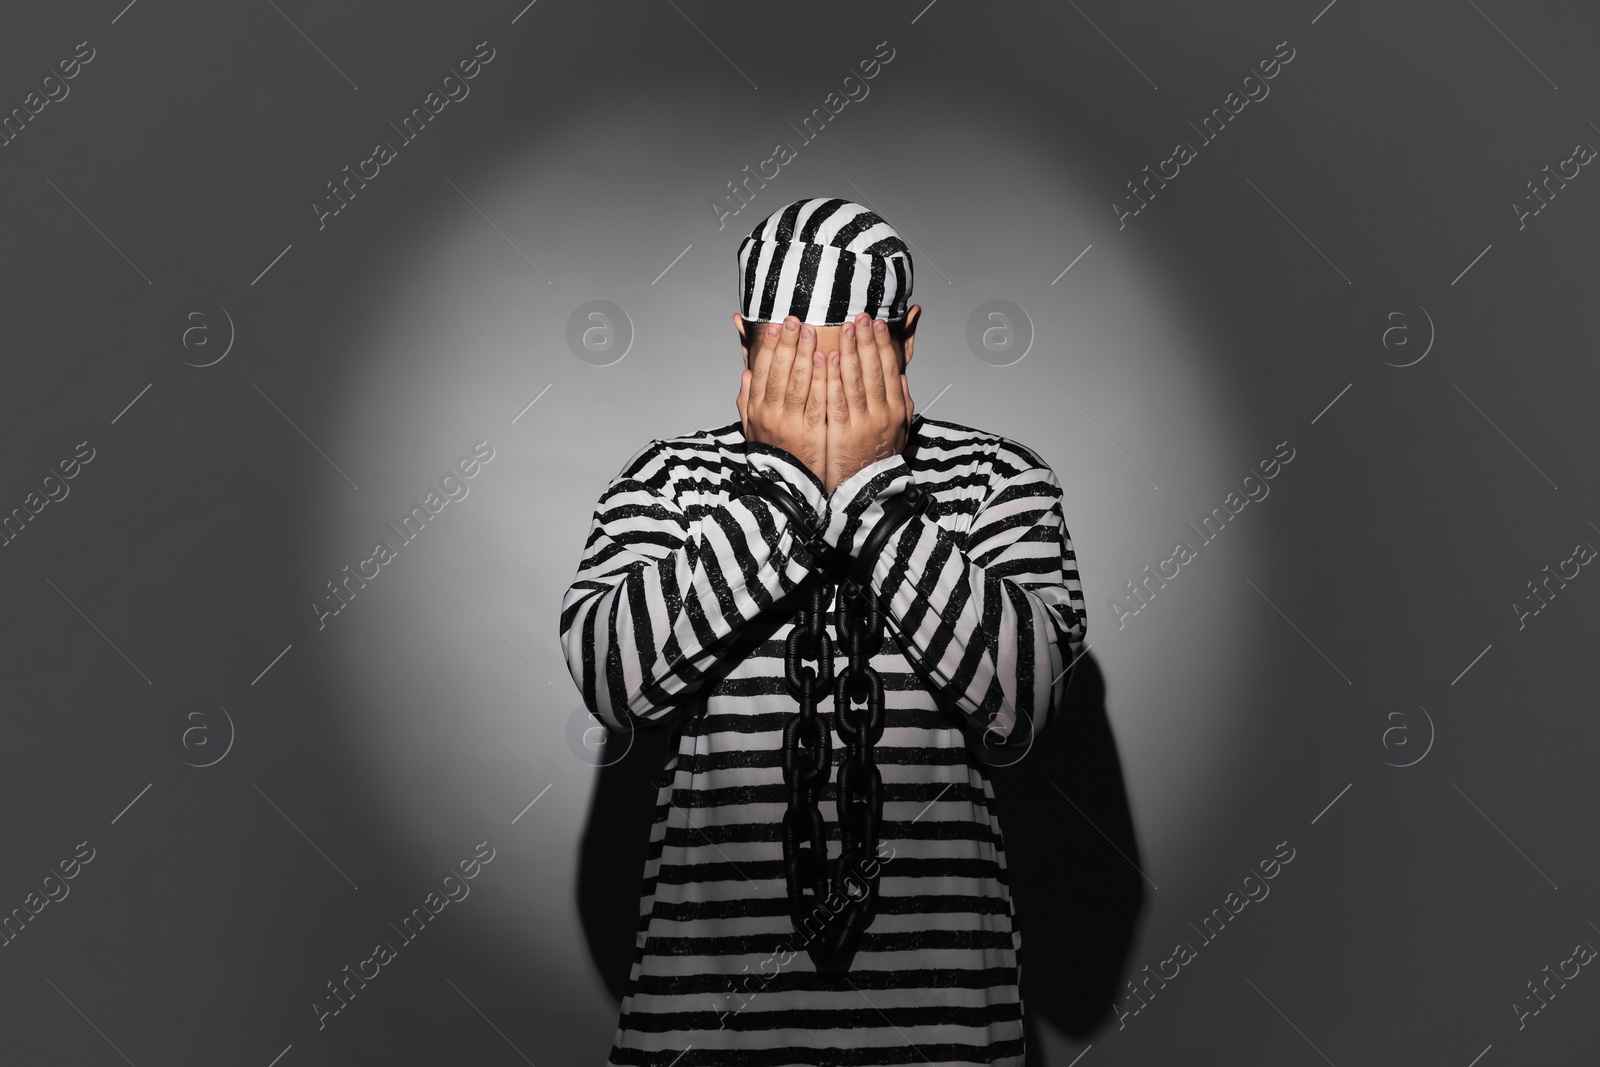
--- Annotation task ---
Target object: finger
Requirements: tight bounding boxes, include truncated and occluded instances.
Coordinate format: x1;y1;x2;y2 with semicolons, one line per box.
853;314;887;406
883;359;905;427
766;317;800;404
901;374;914;422
838;314;859;383
736;368;751;431
838;317;866;412
827;350;848;423
873;319;899;408
786;323;817;410
748;322;779;408
841;334;868;413
804;344;827;426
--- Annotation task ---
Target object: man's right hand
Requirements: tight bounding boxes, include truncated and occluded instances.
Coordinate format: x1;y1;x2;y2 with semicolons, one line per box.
736;315;827;483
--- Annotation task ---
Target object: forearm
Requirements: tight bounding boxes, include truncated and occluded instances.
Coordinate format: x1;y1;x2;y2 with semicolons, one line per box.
560;445;829;727
877;521;1078;737
821;456;1086;738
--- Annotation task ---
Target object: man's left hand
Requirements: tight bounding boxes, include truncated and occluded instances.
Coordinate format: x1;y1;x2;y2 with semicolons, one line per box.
824;313;914;494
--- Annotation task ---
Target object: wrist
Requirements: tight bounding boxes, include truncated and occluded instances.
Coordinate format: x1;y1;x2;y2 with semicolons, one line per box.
846;484;929;586
822;453;918;558
728;462;848;575
745;441;828;500
828;443;900;498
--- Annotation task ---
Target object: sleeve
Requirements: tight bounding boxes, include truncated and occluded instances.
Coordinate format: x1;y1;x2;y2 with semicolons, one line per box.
559;440;829;730
819;452;1088;746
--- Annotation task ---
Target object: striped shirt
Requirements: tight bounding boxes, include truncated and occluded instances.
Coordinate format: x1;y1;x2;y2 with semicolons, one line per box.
560;414;1088;1066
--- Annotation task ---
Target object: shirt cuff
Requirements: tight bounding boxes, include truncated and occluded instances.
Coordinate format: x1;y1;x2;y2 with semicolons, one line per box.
822;453;915;558
742;441;829;524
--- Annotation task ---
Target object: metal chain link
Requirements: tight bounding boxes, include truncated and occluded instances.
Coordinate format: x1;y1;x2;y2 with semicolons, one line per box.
727;460;904;974
780;572;886;974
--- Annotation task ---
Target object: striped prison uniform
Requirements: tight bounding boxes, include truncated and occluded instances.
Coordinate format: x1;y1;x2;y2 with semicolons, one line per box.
559;414;1088;1066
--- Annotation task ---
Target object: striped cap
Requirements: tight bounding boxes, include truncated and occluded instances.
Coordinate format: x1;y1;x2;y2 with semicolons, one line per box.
736;197;914;326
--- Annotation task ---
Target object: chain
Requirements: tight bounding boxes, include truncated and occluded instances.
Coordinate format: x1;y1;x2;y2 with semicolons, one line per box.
780;572;886;974
728;459;915;974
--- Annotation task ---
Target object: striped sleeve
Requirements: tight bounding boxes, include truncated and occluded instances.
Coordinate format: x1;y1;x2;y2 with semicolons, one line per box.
822;452;1088;743
558;440;826;730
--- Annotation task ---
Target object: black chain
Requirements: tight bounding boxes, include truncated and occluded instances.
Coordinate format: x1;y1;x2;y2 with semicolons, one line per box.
781;572;886;973
729;459;927;974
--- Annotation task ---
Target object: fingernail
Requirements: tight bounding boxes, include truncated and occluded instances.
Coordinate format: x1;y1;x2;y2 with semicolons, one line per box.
800;324;813;339
843;323;854;339
830;352;839;366
784;319;797;333
766;324;779;338
813;352;823;366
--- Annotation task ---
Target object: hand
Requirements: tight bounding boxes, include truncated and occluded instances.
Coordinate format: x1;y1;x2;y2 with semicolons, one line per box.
736;315;827;483
824;313;914;494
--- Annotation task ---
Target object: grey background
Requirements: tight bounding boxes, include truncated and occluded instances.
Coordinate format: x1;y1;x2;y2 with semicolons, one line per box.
1;0;1597;1063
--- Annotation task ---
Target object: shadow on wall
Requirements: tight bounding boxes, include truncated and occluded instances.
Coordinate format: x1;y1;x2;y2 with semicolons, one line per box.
575;709;676;1008
991;653;1146;1063
574;650;1143;1060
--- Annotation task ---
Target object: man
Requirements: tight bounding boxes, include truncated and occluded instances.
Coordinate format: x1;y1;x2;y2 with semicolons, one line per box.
560;197;1088;1066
